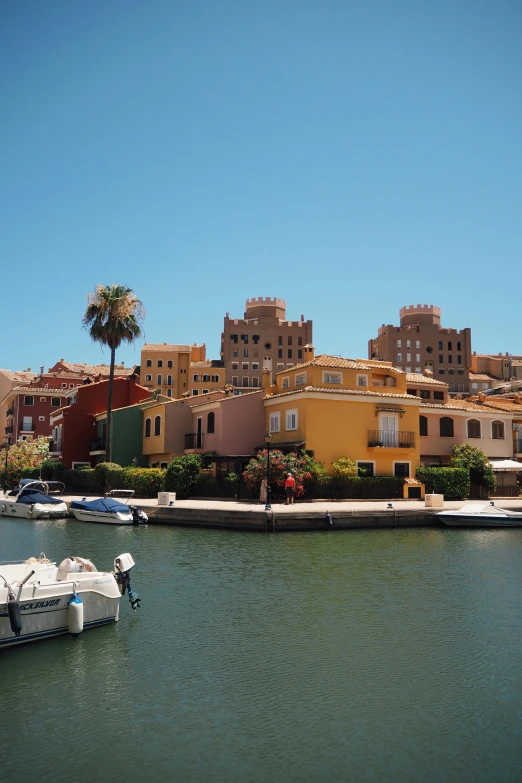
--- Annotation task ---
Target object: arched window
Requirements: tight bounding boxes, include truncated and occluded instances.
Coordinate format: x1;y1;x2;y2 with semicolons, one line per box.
419;415;428;437
492;420;505;440
207;411;215;434
145;418;151;438
467;419;481;439
154;416;161;436
440;417;454;438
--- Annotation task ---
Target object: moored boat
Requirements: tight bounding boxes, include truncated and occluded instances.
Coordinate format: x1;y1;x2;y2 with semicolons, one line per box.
438;503;522;528
70;490;148;525
0;479;68;519
0;552;140;648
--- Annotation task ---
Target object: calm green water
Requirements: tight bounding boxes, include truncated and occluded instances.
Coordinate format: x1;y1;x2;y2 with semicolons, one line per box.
1;519;522;783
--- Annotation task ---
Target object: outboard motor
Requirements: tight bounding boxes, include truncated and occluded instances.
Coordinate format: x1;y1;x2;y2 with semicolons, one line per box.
129;505;148;525
114;553;140;611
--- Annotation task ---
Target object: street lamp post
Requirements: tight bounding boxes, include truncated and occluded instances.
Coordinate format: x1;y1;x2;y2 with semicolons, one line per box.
1;441;9;493
264;432;272;511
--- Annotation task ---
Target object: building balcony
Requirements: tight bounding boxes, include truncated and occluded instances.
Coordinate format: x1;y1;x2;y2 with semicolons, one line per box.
90;437;106;455
5;425;13;434
368;430;415;449
6;408;14;417
185;432;204;450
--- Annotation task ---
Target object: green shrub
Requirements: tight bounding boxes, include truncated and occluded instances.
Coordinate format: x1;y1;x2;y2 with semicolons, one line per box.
164;454;202;498
449;444;495;492
332;457;357;476
120;467;165;497
63;468;101;494
416;466;470;499
306;475;404;499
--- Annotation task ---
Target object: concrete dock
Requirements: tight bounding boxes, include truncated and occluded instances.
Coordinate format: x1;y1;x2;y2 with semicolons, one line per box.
61;496;522;532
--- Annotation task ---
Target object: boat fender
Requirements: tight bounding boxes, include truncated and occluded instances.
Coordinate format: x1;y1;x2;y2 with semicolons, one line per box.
325;512;333;528
0;503;5;513
68;593;84;635
7;596;22;636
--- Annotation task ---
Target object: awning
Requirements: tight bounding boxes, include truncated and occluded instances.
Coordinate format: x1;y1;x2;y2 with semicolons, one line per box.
489;459;522;471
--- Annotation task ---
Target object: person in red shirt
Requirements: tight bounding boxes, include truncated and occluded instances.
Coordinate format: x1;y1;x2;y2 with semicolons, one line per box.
284;472;296;505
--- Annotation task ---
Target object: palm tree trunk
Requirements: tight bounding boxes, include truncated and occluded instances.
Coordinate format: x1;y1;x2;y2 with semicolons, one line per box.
106;345;115;463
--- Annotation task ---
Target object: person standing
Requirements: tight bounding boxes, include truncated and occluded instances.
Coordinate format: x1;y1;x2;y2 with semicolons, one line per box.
284;472;296;505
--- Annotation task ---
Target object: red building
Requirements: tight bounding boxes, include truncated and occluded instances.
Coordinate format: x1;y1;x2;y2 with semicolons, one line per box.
49;377;150;468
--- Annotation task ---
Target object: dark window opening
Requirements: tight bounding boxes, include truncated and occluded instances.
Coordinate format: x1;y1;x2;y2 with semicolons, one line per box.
440;417;454;437
420;416;428;436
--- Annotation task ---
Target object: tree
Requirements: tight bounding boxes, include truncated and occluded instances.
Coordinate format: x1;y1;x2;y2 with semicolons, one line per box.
449;443;495;492
83;285;144;462
3;437;50;488
243;449;323;498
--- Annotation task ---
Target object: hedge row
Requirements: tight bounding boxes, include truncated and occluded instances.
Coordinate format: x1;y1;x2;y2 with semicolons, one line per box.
305;475;405;500
415;466;470;500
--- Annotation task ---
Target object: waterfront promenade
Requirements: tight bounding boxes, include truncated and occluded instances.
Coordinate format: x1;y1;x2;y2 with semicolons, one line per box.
59;495;522;532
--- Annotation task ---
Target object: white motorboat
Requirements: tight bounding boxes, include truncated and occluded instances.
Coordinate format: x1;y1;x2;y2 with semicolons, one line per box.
0;479;68;519
70;490;148;525
438;503;522;528
0;552;140;649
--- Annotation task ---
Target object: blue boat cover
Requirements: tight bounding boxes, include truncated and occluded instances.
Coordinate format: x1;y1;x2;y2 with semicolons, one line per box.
70;497;130;513
17;489;64;506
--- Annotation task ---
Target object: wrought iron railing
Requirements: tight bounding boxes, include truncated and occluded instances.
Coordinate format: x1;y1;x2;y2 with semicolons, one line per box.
185;433;203;449
368;430;415;448
5;425;13;434
6;408;13;417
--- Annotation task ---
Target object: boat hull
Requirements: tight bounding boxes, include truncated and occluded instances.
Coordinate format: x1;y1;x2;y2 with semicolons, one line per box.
0;566;122;648
439;514;522;528
0;500;68;519
70;509;134;525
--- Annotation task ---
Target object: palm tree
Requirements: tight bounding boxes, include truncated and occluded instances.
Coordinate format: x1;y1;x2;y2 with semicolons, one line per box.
83;284;144;462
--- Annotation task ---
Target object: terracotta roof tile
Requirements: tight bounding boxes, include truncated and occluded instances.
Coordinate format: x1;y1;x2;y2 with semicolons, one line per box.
142;343;203;353
10;386;69;395
269;386;419;401
405;373;447;386
469;372;495;381
420;399;511;414
276;354;401;375
190;389;263;407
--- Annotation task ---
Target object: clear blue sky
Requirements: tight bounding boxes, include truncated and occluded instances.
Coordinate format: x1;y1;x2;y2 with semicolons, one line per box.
1;0;521;373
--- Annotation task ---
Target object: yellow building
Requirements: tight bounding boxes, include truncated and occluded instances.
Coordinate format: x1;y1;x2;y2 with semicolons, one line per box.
263;349;421;478
140;343;206;399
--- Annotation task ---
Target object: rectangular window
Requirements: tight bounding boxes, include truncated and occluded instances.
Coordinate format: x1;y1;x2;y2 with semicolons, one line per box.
439;369;445;375
298;336;303;346
251;377;260;387
22;416;33;431
62;383;67;388
407;388;416;395
438;341;443;350
439;354;443;363
295;373;306;386
448;355;452;364
457;369;464;375
457;383;464;392
286;409;298;431
252;363;259;370
415;367;421;373
297;349;303;360
242;362;248;370
51;398;61;407
416;340;420;349
192;389;199;396
278;336;283;345
323;372;342;384
269;413;280;432
278;349;283;358
24;396;34;406
356;374;368;387
282;377;290;389
232;362;238;370
167;389;172;397
242;376;249;387
252;335;259;344
457;355;462;364
448;342;452;351
253;348;259;357
420;390;430;399
394;462;410;478
288;336;292;346
406;353;411;362
166;375;172;385
415;354;420;362
397;340;402;348
193;374;199;382
203;389;209;394
397;352;402;363
157;360;163;368
406;340;411;349
146;359;152;367
449;382;455;392
231;334;238;343
357;461;374;477
457;342;461;351
244;348;248;358
471;382;478;389
405;366;412;373
287;349;292;359
167;360;173;368
277;363;284;371
233;350;238;357
241;334;248;343
145;374;152;382
232;376;238;386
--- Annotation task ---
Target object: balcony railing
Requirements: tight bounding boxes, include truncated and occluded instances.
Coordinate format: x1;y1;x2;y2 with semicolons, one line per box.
368;430;415;448
90;438;106;452
185;433;203;450
6;408;13;417
5;425;13;434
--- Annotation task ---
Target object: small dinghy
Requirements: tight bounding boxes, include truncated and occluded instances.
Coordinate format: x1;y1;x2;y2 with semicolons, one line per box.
0;479;68;519
70;490;147;525
0;552;140;648
438;502;522;528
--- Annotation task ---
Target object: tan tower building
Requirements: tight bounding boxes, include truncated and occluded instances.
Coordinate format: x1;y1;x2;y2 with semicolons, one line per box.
221;297;313;390
368;305;472;395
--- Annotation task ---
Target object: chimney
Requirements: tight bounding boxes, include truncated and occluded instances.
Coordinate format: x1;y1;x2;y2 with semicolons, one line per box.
262;368;273;395
303;344;315;362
